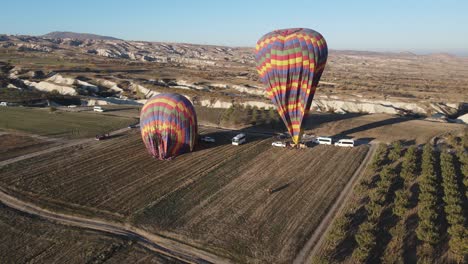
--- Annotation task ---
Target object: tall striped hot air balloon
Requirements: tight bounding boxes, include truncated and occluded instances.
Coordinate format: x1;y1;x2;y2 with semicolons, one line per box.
255;28;328;144
140;93;197;160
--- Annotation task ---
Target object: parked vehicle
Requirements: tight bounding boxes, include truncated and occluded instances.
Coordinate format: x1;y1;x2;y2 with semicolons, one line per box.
334;139;355;147
200;136;215;143
95;133;110;140
128;124;139;129
277;133;289;139
314;136;333;145
232;133;246;145
272;141;287;148
93;106;105;112
67;105;77;108
0;102;8;107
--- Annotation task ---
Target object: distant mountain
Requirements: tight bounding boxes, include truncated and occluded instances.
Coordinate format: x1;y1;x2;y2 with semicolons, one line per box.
41;31;121;40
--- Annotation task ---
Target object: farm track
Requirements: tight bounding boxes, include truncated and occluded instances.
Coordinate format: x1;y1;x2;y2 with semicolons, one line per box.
0;187;230;264
293;143;377;264
0;127;130;168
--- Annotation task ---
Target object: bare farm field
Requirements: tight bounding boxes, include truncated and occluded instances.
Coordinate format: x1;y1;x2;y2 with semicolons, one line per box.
0;133;53;161
0;203;181;263
0;107;136;139
303;113;465;144
0;128;368;263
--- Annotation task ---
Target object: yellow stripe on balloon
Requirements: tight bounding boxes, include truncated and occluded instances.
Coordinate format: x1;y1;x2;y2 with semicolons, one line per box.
292;124;301;130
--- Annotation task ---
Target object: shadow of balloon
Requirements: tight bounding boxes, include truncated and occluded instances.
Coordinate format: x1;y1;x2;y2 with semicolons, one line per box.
302;112;364;130
332;116;412;139
193;128;270;152
192;112;372;152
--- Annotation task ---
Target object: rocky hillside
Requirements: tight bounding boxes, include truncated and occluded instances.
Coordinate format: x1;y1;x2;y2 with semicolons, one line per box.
0;34;254;66
41;31;121;41
0;33;467;122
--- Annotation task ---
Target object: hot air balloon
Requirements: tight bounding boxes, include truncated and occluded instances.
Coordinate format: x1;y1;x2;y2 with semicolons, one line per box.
140;93;197;160
255;28;328;144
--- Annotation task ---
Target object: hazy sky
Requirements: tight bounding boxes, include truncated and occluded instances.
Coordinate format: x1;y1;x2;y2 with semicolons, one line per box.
2;0;467;54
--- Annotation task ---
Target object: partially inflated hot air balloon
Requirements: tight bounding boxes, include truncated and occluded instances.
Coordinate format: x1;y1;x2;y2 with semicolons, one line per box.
255;28;328;144
140;93;197;160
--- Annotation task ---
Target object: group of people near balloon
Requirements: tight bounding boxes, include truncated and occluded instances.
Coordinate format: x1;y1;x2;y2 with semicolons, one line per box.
140;28;328;160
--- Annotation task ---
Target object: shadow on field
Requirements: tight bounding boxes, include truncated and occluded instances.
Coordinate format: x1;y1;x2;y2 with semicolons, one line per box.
269;182;292;193
354;137;376;146
404;213;419;263
332;116;411;138
107;134;124;139
302;112;363;130
195;129;269;152
102;107;138;112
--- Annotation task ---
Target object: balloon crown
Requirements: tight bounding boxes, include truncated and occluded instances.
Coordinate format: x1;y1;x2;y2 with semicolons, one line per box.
274;28;303;36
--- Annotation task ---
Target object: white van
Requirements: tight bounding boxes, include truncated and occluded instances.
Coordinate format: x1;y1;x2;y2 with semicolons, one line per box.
93;106;105;112
232;133;246;145
335;139;355;147
315;136;333;145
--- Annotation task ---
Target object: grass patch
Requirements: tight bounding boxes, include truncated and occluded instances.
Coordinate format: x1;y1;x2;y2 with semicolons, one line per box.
0;107;136;139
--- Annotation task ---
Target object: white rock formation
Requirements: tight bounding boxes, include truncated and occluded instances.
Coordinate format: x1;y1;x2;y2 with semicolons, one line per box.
455;113;468;125
47;74;75;85
312;98;427;115
210;83;229;89
199;99;234;109
240;101;274;109
24;80;77;95
197;99;273;109
84;97;143;106
6;83;19;89
429;102;460;116
76;80;99;92
95;79;124;93
130;83;159;98
172;80;209;91
230;85;265;96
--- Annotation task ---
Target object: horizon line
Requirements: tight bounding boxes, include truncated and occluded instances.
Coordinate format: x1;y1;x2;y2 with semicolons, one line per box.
2;32;468;57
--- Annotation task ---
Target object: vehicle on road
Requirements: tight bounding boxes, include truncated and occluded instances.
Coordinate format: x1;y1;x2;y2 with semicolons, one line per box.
95;133;110;140
93;106;105;112
67;105;77;108
128;124;139;129
200;136;215;143
314;136;333;145
272;141;287;148
334;139;355;147
232;133;246;145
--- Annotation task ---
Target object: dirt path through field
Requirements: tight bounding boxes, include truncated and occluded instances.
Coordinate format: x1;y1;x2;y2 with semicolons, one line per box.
0;187;230;264
293;143;377;264
0;127;130;167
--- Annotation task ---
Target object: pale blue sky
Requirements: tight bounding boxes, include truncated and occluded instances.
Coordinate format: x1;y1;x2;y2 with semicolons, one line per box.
1;0;467;54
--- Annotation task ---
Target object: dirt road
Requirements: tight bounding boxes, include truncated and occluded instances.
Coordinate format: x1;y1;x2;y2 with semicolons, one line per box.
0;187;230;264
0;127;130;167
293;143;377;264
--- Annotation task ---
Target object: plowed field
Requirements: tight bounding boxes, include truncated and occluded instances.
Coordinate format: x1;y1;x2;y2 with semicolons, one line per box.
0;128;368;263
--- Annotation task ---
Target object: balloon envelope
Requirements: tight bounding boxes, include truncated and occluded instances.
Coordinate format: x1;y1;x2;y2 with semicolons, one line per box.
255;28;328;144
140;93;197;160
